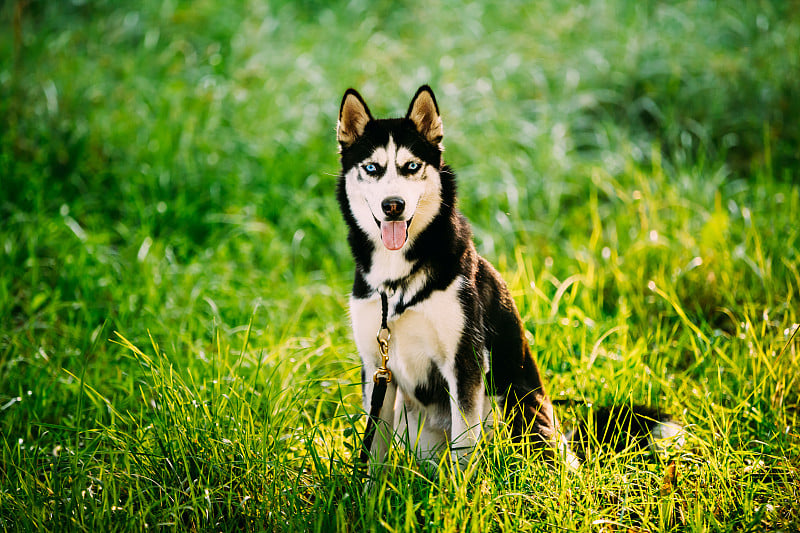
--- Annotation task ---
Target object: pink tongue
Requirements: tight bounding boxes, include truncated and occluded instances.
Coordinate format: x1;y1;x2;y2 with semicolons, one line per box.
381;221;407;250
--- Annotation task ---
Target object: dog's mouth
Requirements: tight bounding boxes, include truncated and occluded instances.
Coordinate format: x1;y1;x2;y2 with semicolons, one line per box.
373;217;413;251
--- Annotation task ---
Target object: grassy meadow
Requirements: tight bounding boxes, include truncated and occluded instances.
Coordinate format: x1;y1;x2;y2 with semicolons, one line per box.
1;0;799;531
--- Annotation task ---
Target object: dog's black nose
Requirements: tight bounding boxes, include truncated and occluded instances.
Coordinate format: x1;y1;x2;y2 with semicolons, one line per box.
381;197;405;219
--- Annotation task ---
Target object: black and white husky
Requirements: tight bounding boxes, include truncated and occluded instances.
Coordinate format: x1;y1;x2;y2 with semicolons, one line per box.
336;85;680;467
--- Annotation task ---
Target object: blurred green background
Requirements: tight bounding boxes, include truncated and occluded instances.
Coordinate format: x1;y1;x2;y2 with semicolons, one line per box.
1;0;799;530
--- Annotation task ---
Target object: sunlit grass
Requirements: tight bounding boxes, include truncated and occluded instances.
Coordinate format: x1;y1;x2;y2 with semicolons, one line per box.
1;0;799;531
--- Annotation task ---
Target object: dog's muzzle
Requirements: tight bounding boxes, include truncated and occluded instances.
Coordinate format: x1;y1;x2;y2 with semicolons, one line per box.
372;197;411;250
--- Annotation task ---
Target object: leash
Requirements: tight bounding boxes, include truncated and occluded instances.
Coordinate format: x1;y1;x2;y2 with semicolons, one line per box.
356;292;393;472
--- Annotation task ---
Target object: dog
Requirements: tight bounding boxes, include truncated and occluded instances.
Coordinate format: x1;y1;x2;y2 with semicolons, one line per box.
336;85;680;468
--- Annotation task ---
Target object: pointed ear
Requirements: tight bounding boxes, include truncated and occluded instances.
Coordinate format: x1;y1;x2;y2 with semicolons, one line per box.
337;89;373;150
406;85;443;146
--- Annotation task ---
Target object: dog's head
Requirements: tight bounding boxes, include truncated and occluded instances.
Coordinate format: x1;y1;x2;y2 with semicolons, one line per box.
337;86;446;252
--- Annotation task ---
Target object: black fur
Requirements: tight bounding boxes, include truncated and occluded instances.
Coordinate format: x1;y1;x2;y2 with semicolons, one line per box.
414;363;450;407
563;404;672;459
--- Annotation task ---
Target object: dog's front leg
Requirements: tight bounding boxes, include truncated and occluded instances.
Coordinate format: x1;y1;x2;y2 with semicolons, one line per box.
447;377;485;467
362;374;397;467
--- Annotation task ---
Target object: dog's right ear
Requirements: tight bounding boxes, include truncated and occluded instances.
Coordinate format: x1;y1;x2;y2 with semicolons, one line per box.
337;89;373;151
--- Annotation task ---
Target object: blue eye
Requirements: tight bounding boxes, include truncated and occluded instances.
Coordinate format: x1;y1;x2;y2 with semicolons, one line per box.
403;161;420;174
363;163;380;175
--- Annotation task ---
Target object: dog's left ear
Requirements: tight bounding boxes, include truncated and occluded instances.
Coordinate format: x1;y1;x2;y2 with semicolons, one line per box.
406;85;444;146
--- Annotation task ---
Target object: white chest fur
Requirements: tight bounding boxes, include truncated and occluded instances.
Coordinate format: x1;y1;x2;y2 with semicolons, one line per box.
350;276;465;400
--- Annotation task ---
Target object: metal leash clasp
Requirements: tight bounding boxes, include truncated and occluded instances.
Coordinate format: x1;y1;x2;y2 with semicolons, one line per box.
374;327;392;383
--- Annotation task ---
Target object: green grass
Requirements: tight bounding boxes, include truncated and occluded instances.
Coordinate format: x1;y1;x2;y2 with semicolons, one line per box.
1;0;799;531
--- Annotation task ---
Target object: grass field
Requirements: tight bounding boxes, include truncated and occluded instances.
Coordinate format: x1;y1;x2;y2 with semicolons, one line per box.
1;0;799;531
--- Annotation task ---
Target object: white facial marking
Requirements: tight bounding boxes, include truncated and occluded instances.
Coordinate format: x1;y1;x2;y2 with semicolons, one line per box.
345;135;442;260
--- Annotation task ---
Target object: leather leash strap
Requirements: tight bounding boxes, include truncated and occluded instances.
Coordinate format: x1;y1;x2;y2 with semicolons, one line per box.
357;292;392;471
